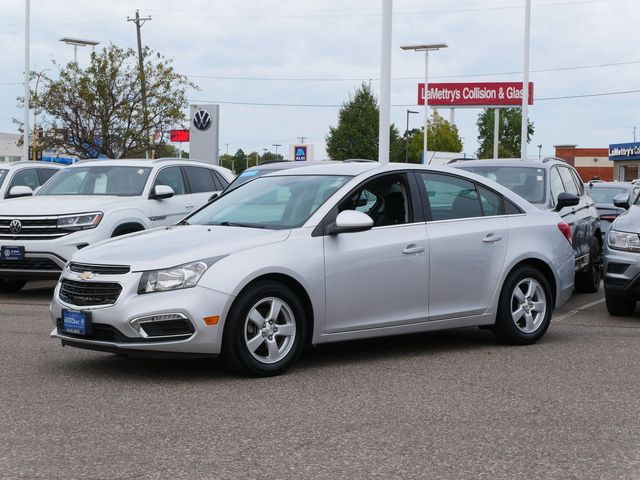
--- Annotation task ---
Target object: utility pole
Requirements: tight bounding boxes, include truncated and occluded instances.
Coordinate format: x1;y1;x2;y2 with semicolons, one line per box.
23;0;30;162
297;136;306;144
634;127;637;143
127;10;152;159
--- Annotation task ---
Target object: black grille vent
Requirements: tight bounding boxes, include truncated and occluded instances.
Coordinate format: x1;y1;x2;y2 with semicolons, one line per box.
607;263;629;274
59;279;122;306
604;277;628;288
140;319;194;337
69;263;130;275
0;257;61;271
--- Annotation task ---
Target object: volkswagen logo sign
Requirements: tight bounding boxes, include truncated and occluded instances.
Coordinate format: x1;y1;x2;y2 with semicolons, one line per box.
9;219;22;234
193;110;212;131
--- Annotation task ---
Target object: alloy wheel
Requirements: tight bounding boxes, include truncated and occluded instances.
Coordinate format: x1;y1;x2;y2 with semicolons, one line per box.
510;278;547;334
243;297;297;364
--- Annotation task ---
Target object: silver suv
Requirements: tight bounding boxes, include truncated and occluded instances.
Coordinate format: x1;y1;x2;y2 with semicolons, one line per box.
453;157;602;293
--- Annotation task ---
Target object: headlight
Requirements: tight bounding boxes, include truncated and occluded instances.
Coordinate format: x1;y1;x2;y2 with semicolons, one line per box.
137;257;226;294
608;230;640;252
57;212;103;231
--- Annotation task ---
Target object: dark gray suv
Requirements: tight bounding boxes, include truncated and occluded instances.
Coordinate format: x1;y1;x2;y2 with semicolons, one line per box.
452;157;602;293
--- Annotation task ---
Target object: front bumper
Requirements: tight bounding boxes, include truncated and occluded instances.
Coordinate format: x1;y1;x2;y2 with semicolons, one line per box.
603;244;640;300
50;269;234;357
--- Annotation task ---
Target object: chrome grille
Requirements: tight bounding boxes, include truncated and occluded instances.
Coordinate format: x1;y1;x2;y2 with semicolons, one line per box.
0;216;70;240
69;263;131;275
59;279;122;307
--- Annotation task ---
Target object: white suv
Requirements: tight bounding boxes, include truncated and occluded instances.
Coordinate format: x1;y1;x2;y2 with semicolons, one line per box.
0;161;63;199
0;158;233;292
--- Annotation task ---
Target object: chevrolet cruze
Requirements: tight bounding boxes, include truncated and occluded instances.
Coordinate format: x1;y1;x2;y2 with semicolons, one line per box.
50;162;575;376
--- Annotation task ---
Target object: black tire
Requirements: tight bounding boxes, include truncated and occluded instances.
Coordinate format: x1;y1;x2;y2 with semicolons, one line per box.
574;237;602;293
0;279;26;293
492;265;553;345
605;295;636;316
221;281;306;377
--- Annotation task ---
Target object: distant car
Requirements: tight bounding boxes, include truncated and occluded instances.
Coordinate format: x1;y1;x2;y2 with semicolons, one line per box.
451;157;603;293
0;161;63;199
586;181;639;235
0;158;233;293
224;160;339;192
50;162;574;376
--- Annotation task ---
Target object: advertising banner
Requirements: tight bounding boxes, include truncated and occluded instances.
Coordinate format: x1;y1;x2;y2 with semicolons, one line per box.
170;129;190;142
609;142;640;161
417;82;534;107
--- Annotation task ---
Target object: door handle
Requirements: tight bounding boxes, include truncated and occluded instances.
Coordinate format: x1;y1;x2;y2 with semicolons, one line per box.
403;244;425;255
186;204;195;209
483;233;503;243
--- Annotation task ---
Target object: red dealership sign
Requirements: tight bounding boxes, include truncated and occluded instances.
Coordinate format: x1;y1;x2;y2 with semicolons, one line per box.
169;129;190;142
417;82;534;107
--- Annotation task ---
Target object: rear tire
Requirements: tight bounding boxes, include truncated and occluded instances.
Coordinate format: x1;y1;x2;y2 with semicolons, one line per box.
221;281;306;377
605;295;636;316
574;237;601;293
493;266;553;345
0;279;26;293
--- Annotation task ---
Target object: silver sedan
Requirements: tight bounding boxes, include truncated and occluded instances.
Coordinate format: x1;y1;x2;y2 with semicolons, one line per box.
50;162;575;376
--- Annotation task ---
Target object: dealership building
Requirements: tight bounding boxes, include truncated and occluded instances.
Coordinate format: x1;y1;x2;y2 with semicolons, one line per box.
554;145;613;181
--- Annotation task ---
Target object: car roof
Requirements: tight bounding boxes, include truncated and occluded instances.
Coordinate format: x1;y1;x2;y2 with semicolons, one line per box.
450;157;567;168
0;161;64;170
587;181;633;189
243;160;340;172
72;157;224;168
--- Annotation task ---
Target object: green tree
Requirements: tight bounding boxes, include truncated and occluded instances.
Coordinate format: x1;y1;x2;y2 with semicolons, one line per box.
406;111;463;163
26;44;196;159
476;108;534;159
326;83;403;161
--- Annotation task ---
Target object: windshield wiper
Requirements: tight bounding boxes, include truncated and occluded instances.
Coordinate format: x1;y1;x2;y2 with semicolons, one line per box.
216;221;267;229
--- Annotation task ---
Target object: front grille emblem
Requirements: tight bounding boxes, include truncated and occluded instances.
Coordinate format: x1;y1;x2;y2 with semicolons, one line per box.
79;271;95;281
9;219;22;234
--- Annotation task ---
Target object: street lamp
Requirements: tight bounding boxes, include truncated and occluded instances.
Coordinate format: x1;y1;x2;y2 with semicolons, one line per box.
401;43;448;164
59;37;100;63
272;143;282;157
537;144;542;160
405;110;419;163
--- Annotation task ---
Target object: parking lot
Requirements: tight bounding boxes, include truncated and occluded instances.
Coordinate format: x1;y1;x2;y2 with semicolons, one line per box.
0;282;638;479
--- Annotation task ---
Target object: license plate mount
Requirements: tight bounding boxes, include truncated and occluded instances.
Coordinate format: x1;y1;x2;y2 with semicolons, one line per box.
0;246;25;261
60;309;92;336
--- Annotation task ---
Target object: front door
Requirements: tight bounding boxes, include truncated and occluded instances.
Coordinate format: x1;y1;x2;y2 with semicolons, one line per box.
149;166;193;226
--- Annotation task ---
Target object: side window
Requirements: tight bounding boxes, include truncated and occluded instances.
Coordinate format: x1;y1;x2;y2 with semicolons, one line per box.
420;173;482;220
504;199;523;215
8;168;39;192
212;171;229;190
184;166;216;193
154;166;186;195
559;167;579;196
338;174;411;227
477;185;503;216
569;168;584;195
549;167;565;205
37;168;58;185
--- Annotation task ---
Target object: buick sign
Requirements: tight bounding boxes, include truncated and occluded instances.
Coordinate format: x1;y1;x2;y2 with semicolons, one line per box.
9;219;22;234
193;110;212;131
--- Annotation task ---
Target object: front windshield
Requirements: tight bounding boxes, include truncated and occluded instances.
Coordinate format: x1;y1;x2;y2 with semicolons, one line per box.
187;174;352;229
0;169;7;190
589;187;628;204
225;168;276;191
461;166;546;204
38;166;152;196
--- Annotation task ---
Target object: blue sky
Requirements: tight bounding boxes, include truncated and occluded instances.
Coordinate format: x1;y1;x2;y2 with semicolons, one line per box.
1;0;638;159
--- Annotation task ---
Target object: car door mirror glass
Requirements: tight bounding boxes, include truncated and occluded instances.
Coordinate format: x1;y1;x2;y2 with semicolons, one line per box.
330;210;373;235
554;192;579;211
8;185;34;198
613;193;631;210
151;185;174;200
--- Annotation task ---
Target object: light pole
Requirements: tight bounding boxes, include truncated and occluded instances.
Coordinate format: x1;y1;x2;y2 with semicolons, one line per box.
272;144;282;158
401;43;448;164
520;0;532;159
23;0;30;162
405;110;418;163
59;37;100;63
537;144;542;160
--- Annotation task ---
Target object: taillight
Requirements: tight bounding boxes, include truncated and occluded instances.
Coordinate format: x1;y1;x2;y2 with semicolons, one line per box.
557;222;572;244
599;214;618;222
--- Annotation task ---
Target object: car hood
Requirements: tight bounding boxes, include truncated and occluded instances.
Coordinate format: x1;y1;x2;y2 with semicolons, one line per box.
71;225;291;271
0;195;139;216
610;205;640;233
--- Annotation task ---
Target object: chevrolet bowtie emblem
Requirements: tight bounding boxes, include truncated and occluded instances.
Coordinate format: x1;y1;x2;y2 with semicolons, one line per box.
79;271;95;280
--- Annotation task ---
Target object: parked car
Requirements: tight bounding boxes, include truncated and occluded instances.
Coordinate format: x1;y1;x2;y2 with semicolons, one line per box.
0;161;63;199
452;157;602;293
50;162;574;376
225;160;339;192
0;158;233;292
585;181;639;235
603;192;640;315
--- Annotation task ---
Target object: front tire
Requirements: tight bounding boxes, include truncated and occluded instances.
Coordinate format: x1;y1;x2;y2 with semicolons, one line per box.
574;237;601;293
493;266;553;345
605;295;636;316
0;279;26;293
221;281;306;377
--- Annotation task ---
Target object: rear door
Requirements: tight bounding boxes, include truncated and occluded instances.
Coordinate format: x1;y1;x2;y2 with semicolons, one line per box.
182;166;220;210
418;172;510;320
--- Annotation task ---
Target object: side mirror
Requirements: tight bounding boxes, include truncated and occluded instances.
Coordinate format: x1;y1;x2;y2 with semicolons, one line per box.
150;185;174;200
613;193;631;210
208;192;219;202
7;185;34;198
329;210;373;235
554;192;579;211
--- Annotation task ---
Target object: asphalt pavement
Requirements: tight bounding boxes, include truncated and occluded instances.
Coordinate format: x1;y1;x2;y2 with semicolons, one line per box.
1;281;639;480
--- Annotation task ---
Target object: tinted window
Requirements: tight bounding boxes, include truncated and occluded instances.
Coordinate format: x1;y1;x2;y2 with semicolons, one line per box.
0;169;7;189
549;167;564;205
460;166;545;204
559;167;579;196
212;171;229;190
339;174;410;226
504;199;523;215
154;166;186;195
421;173;482;220
588;187;628;204
477;185;502;216
569;168;585;195
37;168;58;184
184;166;216;193
38;166;152;196
9;168;40;192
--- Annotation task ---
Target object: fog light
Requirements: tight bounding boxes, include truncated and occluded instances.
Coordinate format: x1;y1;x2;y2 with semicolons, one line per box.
129;313;194;338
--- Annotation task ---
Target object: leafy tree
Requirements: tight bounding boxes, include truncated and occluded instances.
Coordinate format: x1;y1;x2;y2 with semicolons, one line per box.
406;111;463;163
25;44;196;159
476;108;534;159
326;83;403;161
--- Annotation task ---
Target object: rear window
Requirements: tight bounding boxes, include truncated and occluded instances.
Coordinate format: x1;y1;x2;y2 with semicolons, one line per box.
460;166;546;204
589;187;628;204
226;169;277;191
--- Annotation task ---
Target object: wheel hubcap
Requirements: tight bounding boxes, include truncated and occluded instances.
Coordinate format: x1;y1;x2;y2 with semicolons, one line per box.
244;297;296;364
510;278;546;334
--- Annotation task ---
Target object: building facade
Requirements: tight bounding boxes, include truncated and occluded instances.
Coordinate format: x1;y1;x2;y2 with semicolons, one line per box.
608;142;640;181
554;145;612;181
